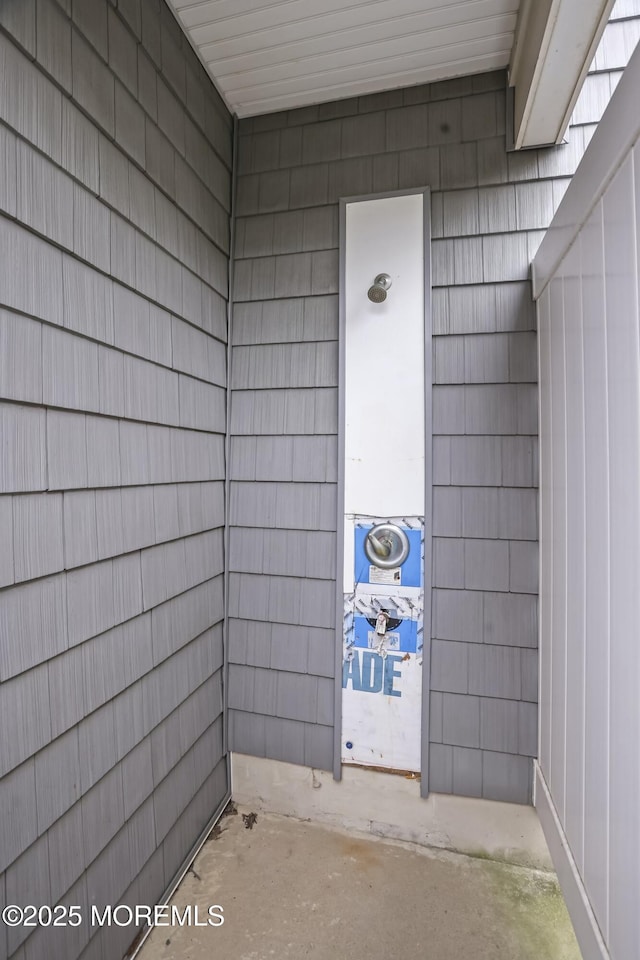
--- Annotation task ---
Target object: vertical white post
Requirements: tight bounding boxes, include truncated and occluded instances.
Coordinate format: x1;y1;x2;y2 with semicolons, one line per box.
340;193;427;774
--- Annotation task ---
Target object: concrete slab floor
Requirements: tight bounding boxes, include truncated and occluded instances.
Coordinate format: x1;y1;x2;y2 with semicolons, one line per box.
138;805;582;960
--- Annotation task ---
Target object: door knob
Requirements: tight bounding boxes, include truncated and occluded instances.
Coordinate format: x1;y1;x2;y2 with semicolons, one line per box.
364;523;410;569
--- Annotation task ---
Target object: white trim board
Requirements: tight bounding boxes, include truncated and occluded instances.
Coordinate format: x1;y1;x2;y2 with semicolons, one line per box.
509;0;614;150
532;38;640;298
534;763;610;960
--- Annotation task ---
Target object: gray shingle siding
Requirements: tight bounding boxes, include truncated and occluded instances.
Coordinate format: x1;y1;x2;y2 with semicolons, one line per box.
228;37;623;796
0;2;231;958
231;74;531;788
0;7;635;947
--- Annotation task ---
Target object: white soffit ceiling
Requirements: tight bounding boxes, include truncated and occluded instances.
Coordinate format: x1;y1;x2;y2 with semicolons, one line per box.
168;0;520;117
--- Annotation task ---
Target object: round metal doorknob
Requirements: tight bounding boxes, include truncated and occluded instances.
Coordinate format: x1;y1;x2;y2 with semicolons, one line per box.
364;522;410;569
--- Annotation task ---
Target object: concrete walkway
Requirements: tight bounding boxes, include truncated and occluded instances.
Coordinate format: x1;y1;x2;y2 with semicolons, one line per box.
138;805;581;960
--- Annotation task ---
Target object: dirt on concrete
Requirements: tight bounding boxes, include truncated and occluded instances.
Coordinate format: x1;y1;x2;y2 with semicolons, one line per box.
138;806;582;960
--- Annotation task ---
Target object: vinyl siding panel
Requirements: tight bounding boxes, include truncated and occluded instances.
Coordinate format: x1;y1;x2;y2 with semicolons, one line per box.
0;3;231;959
533;30;640;951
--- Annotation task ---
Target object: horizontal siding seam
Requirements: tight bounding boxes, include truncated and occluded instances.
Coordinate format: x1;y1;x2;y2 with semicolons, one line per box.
0;569;224;640
0;116;230;265
0;396;226;432
0;659;225;876
0;190;230;309
64;7;233;174
0;275;230;352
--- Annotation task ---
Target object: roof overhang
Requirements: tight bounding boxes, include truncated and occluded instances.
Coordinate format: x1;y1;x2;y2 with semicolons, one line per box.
168;0;617;143
508;0;616;148
168;0;520;118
